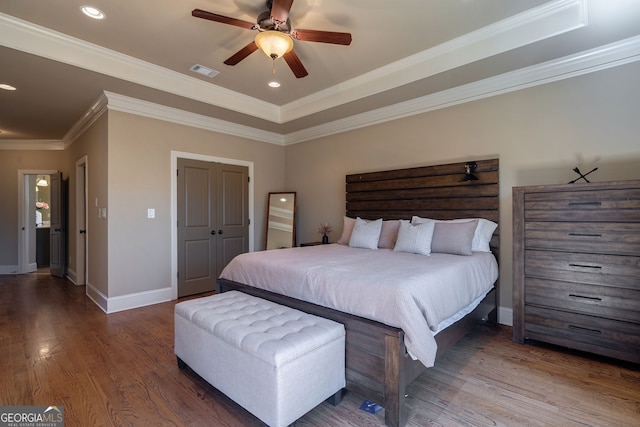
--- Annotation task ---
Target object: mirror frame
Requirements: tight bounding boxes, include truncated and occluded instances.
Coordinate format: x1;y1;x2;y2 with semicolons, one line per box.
265;192;297;250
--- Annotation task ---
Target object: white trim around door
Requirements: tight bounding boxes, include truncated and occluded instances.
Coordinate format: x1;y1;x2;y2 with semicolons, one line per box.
170;151;254;300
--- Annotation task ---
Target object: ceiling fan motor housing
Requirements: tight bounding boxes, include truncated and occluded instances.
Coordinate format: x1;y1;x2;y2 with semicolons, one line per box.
257;10;291;32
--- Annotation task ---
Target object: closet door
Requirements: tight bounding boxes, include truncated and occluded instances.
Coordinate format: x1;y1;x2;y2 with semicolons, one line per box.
177;159;248;297
215;163;249;278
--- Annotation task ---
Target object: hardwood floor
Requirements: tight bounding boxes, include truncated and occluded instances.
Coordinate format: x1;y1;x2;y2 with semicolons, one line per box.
1;273;638;426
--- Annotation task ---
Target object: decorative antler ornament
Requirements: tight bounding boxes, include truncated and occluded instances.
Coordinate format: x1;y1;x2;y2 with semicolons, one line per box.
568;166;598;184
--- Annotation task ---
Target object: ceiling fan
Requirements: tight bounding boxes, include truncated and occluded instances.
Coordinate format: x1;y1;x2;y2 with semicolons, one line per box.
192;0;352;78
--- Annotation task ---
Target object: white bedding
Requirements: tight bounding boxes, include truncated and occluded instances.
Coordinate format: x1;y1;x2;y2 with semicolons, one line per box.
219;243;498;367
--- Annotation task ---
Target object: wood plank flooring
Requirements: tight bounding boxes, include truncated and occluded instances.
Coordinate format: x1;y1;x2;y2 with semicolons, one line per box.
1;273;638;426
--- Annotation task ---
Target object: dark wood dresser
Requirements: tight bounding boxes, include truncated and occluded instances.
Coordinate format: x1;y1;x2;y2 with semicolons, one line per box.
513;180;640;363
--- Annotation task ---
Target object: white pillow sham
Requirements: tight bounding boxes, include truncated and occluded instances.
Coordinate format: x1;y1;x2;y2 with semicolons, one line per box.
349;217;383;250
393;220;435;255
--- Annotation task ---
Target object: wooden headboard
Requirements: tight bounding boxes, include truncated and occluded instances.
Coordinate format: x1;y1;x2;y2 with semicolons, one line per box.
345;158;500;253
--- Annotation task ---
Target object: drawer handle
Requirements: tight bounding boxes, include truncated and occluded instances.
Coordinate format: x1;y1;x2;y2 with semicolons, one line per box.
568;325;602;335
568;263;602;270
568;233;602;238
569;294;602;302
568;201;602;206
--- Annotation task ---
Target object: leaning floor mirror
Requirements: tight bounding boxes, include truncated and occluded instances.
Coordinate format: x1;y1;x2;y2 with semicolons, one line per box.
265;192;296;250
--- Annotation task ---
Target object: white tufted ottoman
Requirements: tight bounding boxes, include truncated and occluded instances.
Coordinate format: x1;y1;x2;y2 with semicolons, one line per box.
174;291;345;427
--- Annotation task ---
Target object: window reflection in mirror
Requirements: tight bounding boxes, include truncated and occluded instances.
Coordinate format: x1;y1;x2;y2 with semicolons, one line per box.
265;192;296;250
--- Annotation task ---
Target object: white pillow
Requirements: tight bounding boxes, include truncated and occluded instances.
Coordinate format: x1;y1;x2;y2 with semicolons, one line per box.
349;217;383;250
393;220;435;255
337;216;356;245
411;216;497;252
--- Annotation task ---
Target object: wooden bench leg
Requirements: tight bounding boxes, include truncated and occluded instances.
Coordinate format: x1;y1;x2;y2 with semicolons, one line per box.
327;389;343;406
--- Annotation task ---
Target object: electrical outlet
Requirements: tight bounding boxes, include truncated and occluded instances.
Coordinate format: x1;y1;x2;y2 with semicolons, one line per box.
101;208;107;219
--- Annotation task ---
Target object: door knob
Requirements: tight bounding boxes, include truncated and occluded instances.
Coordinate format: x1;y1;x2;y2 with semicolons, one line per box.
80;229;86;234
211;230;216;235
218;230;223;235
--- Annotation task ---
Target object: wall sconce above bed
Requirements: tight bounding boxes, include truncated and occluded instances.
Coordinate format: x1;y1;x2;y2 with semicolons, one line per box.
460;162;479;182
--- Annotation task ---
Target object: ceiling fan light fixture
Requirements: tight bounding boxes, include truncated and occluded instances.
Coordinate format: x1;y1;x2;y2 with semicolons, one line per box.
255;31;293;60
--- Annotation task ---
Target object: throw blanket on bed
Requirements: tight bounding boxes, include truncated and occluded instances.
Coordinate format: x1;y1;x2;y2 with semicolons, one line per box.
219;244;498;367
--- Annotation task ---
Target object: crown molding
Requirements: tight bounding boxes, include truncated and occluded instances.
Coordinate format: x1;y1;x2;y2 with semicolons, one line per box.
3;34;638;150
0;140;64;150
3;0;637;150
0;0;586;126
0;12;278;123
283;34;640;145
103;92;285;145
63;93;108;148
280;0;588;122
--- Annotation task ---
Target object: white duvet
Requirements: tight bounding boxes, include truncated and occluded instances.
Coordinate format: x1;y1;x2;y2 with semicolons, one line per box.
219;243;498;367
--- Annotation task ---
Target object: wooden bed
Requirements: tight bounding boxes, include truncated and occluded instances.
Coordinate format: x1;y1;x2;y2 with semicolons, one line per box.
217;159;500;426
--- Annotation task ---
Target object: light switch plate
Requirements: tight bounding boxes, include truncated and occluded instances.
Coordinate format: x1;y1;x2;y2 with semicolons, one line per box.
147;208;155;219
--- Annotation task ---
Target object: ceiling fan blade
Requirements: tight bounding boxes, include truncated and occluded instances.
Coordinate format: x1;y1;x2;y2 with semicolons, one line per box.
192;9;256;30
224;42;259;65
283;50;308;78
270;0;294;23
291;29;352;45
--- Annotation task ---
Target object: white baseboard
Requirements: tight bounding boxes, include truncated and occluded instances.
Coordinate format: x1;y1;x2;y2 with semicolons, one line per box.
66;268;77;285
86;283;172;314
86;283;108;313
0;264;19;274
498;306;513;326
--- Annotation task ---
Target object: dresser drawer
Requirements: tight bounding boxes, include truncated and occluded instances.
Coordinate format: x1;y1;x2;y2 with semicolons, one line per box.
524;250;640;289
525;277;640;323
524;188;640;222
524;305;640;363
524;222;640;256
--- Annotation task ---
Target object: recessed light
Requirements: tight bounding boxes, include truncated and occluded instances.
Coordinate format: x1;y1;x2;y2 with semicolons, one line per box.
268;81;281;88
0;84;16;91
81;6;106;20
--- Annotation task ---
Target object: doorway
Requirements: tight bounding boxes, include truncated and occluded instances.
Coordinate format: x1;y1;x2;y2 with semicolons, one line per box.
75;156;88;286
18;169;58;274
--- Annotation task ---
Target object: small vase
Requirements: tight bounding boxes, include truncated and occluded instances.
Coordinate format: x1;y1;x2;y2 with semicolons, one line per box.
322;234;329;244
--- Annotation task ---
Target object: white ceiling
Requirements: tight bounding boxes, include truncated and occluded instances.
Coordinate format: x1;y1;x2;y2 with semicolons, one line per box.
1;0;639;147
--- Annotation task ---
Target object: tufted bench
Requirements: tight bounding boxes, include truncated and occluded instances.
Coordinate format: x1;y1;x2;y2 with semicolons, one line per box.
174;291;345;427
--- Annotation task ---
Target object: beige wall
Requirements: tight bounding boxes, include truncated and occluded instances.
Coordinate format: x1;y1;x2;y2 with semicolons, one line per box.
285;61;640;324
64;112;109;295
106;111;285;298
